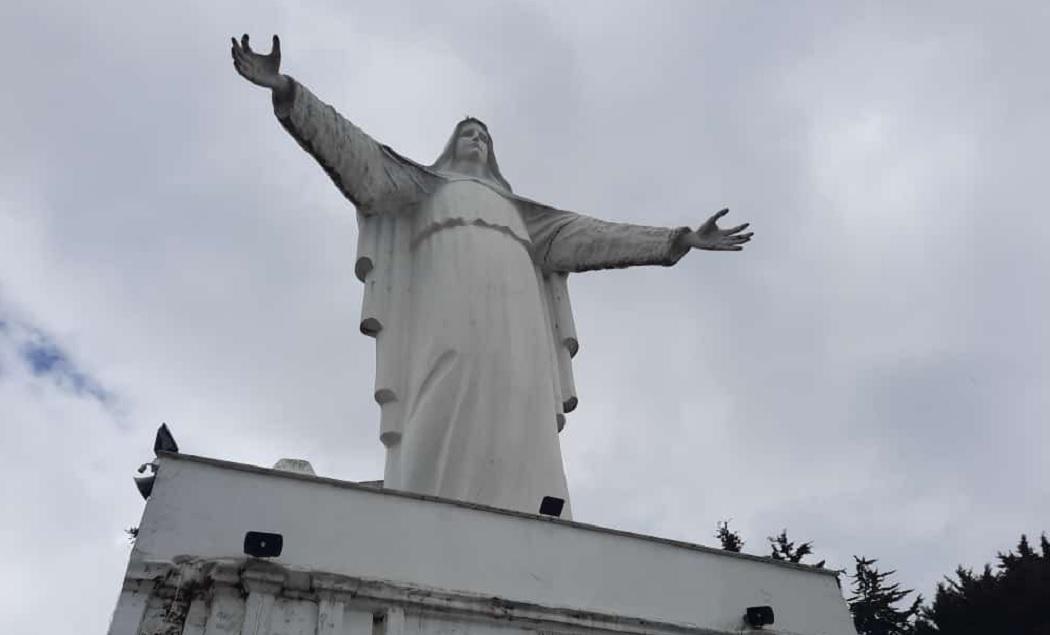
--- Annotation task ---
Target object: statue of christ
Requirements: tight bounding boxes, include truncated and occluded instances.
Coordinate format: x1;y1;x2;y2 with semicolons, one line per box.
232;34;753;518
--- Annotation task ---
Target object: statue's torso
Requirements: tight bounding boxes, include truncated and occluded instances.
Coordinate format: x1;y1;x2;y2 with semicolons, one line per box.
413;179;531;252
398;178;571;515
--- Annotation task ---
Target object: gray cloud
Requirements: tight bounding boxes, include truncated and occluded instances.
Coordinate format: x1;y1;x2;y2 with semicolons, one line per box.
1;0;1047;631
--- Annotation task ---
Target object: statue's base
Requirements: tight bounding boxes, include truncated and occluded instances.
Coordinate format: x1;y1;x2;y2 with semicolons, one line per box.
108;453;856;634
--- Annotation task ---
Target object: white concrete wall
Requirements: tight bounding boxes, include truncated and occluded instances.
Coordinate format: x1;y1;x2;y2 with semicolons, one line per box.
116;453;856;635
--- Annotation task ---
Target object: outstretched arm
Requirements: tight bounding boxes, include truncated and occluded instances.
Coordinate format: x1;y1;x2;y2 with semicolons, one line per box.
231;34;430;212
524;203;753;273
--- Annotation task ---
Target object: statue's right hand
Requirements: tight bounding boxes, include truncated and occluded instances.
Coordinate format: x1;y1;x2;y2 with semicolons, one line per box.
231;34;286;92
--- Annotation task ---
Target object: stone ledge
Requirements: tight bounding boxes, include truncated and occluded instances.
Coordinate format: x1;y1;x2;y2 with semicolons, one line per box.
129;557;747;635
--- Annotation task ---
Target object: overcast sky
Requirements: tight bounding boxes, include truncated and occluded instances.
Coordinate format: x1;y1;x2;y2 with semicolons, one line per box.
2;1;1048;631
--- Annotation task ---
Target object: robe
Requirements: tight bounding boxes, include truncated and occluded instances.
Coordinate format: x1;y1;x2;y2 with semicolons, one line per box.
275;80;691;516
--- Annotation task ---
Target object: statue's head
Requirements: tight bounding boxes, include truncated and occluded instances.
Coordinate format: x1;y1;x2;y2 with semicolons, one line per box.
453;119;490;164
430;117;513;193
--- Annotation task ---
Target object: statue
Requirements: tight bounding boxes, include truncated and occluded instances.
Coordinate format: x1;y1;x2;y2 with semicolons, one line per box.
231;35;753;518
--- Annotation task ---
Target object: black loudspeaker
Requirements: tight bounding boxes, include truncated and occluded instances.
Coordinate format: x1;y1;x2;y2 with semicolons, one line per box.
244;531;283;558
744;605;775;628
539;496;565;517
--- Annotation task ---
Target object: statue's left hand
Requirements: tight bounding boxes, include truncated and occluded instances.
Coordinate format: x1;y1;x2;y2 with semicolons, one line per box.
681;209;753;252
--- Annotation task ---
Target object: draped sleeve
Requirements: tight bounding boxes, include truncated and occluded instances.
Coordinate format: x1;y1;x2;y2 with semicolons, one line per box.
273;78;432;214
518;201;692;273
272;79;441;454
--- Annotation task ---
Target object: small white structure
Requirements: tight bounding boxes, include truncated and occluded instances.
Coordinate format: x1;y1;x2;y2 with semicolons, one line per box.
109;453;857;635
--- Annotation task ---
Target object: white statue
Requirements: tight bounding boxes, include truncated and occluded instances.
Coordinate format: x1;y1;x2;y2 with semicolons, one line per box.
232;35;752;518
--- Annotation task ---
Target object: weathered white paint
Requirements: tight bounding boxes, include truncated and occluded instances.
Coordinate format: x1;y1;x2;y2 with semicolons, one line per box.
107;578;154;635
110;453;856;635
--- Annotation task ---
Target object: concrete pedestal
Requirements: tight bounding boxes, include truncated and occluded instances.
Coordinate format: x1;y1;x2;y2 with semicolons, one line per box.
109;453;857;635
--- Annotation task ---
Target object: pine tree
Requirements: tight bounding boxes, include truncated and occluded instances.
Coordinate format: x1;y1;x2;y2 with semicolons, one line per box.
715;520;744;552
917;533;1050;634
847;556;922;635
768;529;814;563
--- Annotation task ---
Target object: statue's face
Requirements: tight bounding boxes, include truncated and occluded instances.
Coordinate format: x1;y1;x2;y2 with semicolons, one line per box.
454;122;490;165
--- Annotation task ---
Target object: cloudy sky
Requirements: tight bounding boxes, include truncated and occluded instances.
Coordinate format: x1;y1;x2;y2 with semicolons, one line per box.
2;0;1047;630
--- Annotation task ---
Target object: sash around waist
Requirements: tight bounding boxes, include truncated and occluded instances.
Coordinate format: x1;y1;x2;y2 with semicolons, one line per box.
411;218;534;255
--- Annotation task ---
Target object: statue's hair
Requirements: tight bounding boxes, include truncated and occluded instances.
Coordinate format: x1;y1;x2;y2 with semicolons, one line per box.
430;117;513;193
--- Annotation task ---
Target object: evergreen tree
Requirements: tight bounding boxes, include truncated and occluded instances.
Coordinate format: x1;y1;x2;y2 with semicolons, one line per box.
917;533;1050;634
715;520;744;552
768;529;814;563
847;556;922;635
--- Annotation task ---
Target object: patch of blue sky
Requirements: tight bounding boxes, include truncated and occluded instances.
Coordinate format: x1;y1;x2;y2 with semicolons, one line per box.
18;330;113;405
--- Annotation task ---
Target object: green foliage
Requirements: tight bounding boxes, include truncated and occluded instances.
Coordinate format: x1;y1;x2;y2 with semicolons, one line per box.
848;556;923;635
768;529;814;563
712;523;1050;633
916;534;1050;635
715;519;744;552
